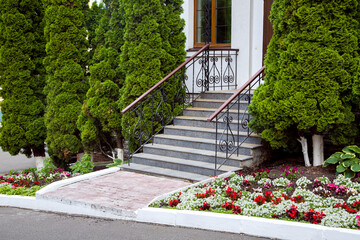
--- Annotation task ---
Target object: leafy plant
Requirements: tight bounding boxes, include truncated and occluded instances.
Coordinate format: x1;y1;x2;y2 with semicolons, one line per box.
39;157;57;176
69;154;94;174
106;158;123;168
323;145;360;178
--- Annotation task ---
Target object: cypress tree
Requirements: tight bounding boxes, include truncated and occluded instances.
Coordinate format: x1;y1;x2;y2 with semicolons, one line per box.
87;1;105;63
42;0;89;164
0;0;46;161
120;0;186;149
249;0;360;166
77;0;125;159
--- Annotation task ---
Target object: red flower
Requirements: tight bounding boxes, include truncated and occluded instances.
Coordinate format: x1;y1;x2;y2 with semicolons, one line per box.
169;199;179;207
282;193;289;200
200;202;210;211
254;195;266;206
233;206;242;214
222;201;234;210
304;209;326;224
286;205;299;219
290;195;305;203
264;191;274;202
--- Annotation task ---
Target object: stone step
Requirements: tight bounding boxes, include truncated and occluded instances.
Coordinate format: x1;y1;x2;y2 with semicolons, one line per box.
154;134;261;155
201;90;254;100
132;153;240;176
143;143;252;167
183;107;251;119
174;115;250;131
193;98;249;110
121;163;209;182
164;125;261;144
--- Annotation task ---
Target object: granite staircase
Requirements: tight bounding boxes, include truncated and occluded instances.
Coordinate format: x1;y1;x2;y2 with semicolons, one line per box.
122;90;262;182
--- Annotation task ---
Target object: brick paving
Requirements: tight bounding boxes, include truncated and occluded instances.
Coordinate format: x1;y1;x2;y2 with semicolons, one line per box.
42;170;192;211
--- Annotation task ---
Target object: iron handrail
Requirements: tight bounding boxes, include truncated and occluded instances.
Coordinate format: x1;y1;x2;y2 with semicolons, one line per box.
121;44;210;114
207;66;265;122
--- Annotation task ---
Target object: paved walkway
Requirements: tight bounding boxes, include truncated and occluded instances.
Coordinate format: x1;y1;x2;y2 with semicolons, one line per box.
42;171;191;212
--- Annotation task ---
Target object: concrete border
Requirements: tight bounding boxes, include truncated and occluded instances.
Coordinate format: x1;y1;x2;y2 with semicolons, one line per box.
137;207;360;240
0;194;132;220
36;167;120;197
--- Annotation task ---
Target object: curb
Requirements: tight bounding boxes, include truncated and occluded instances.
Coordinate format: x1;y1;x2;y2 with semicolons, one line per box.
137;207;360;240
0;194;130;220
36;167;120;197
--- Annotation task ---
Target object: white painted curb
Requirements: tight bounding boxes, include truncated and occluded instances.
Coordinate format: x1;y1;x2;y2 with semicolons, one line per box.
137;207;360;240
0;194;131;220
36;167;120;197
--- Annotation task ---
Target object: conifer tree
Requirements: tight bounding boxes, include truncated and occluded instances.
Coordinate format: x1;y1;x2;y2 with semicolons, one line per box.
249;0;360;166
0;0;46;164
87;1;105;63
42;0;89;164
77;0;125;159
120;0;185;148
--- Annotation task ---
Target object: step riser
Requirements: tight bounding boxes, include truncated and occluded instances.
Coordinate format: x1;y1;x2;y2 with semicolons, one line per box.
164;128;262;144
154;137;253;155
143;146;243;167
131;156;225;176
193;101;249;110
201;92;253;101
174;118;250;131
183;109;251;119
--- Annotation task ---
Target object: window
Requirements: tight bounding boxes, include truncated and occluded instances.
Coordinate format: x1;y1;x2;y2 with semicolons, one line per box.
194;0;231;47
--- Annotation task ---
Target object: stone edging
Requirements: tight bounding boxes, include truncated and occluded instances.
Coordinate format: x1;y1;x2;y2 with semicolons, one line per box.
36;167;120;197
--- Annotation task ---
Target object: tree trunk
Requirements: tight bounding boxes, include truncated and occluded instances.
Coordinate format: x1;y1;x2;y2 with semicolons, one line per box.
33;147;46;170
115;131;124;160
312;134;324;166
297;136;311;167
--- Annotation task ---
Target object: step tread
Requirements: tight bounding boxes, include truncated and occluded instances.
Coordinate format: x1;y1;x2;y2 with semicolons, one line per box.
134;153;240;172
175;115;249;124
155;134;261;149
121;163;209;182
166;125;260;137
195;98;248;104
144;143;252;161
186;107;247;113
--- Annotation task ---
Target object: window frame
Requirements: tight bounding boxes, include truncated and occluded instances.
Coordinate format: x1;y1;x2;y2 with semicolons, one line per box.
194;0;231;48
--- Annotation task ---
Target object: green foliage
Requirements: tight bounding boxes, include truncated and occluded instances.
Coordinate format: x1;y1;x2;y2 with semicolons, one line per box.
42;0;89;163
39;157;57;176
78;0;125;156
120;0;186;147
69;153;94;174
323;145;360;178
86;1;106;62
0;185;41;196
249;0;360;150
0;0;46;157
106;158;123;168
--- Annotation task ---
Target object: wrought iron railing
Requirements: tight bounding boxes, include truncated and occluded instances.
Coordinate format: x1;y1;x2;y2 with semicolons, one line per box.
121;45;239;161
207;66;265;175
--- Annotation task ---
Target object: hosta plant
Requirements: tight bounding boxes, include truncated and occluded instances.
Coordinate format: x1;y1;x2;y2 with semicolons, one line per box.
323;145;360;178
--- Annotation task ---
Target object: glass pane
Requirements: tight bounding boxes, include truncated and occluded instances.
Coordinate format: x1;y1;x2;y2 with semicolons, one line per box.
217;0;231;8
196;0;212;43
216;26;231;44
216;0;231;44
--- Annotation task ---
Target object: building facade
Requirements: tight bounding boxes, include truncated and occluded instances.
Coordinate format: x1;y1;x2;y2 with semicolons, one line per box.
181;0;273;87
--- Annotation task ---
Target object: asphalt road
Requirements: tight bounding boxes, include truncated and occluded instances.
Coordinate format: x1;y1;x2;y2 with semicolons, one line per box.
0;207;270;240
0;148;36;174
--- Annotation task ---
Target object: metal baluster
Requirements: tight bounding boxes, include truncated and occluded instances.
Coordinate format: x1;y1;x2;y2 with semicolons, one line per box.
128;111;131;166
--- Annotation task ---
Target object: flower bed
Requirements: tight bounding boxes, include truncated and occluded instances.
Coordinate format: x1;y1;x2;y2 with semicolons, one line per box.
0;168;79;196
150;168;360;230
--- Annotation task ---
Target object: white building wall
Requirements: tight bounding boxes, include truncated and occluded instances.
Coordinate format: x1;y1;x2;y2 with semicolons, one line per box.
182;0;264;87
